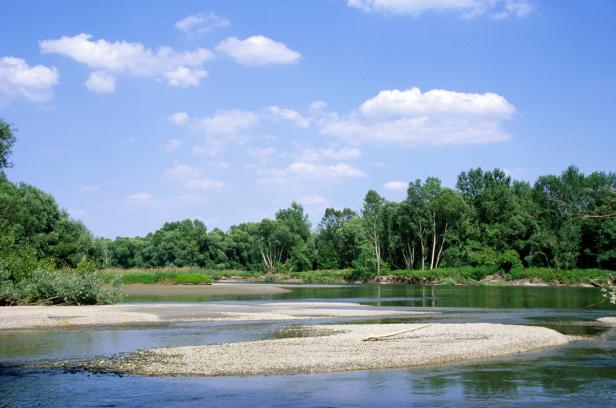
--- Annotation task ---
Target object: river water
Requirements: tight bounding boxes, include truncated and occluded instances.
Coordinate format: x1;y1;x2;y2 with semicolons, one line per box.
1;285;615;407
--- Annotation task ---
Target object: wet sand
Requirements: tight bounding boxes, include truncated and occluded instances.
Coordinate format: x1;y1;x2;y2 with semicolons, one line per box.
0;301;431;330
83;323;571;376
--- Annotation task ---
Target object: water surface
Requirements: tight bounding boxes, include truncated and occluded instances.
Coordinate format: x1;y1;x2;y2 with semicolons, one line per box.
1;284;615;407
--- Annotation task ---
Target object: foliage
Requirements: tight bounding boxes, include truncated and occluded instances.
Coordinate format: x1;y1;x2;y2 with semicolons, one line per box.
0;236;122;305
114;270;212;285
0;119;16;171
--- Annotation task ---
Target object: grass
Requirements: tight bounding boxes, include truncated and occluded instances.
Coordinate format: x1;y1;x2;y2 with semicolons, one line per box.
388;267;615;286
100;266;615;287
102;269;213;285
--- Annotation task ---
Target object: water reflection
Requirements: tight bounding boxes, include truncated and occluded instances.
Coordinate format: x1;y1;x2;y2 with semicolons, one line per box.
124;284;616;311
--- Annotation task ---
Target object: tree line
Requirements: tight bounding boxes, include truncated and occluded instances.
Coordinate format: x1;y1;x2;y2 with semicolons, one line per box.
1;118;615;274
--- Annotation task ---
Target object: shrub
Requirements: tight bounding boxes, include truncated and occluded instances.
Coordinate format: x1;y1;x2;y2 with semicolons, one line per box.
0;238;122;305
498;250;522;273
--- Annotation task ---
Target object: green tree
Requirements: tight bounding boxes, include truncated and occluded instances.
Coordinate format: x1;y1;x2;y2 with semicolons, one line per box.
362;190;385;275
0;119;16;171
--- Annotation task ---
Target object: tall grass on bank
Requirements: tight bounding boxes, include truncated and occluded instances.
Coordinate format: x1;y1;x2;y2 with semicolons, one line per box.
100;266;615;287
112;270;213;285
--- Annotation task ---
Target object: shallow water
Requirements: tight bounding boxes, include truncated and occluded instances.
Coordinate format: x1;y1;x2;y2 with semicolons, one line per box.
1;284;615;407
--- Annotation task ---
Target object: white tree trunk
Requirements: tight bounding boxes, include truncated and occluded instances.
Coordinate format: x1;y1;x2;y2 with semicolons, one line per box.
430;211;437;270
435;221;448;269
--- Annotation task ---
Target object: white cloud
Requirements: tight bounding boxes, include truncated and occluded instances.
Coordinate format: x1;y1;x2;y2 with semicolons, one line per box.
298;146;361;161
183;179;225;191
289;161;365;178
192;145;221;157
165;163;200;178
193;109;260;135
168;112;190;125
309;100;328;111
264;106;309;128
258;161;364;186
164;138;182;152
40;33;213;89
248;146;277;158
0;56;59;104
84;70;115;93
215;35;301;66
175;12;230;34
297;195;329;206
347;0;534;19
164;66;207;87
319;86;515;146
208;160;230;169
126;192;152;204
165;163;225;191
384;181;407;190
360;87;514;117
492;0;534;19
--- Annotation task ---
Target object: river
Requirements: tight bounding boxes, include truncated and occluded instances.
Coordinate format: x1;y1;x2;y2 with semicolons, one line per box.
1;284;615;407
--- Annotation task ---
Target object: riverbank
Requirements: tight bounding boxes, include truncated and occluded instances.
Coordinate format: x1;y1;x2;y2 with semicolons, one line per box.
102;267;616;287
0;300;432;330
77;323;571;376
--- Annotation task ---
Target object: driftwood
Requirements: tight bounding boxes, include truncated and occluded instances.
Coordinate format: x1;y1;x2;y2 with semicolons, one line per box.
361;324;432;342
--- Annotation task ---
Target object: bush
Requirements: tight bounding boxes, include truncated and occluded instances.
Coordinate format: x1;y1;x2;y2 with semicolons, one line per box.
498;250;522;273
0;238;122;305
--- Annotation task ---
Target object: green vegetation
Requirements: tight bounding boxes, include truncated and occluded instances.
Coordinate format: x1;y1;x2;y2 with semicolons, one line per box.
0;236;122;305
107;269;213;285
1;116;615;303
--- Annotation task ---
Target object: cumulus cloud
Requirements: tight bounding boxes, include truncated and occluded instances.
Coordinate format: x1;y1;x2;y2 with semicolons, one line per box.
40;33;213;90
215;35;301;66
164;66;207;87
165;163;224;191
168;112;190;126
319;86;515;146
84;70;115;93
263;106;309;128
194;109;260;135
359;87;514;117
170;106;308;157
384;181;407;190
0;56;59;104
347;0;534;19
175;12;230;34
126;192;152;204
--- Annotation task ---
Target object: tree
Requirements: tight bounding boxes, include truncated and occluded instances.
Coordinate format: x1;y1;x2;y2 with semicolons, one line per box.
0;119;16;171
316;208;356;269
362;190;385;275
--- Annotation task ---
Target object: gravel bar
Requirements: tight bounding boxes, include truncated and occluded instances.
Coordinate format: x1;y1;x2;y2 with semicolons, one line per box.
83;323;570;376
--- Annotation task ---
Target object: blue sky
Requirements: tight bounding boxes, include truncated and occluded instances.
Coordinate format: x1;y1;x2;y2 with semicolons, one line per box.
1;0;615;238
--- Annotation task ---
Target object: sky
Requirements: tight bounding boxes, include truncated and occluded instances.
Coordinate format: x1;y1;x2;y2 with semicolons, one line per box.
1;0;615;238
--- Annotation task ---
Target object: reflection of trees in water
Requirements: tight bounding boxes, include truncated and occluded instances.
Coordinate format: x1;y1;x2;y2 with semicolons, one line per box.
414;349;616;401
